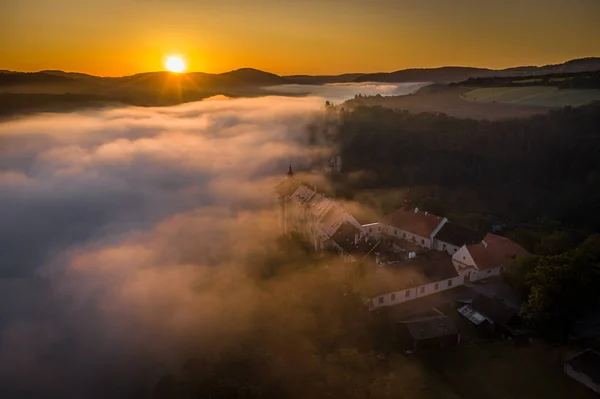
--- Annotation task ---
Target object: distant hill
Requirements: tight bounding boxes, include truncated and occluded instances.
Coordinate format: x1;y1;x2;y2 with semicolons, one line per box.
354;57;600;83
1;57;599;116
0;71;73;85
218;68;286;85
0;68;286;93
353;67;491;83
3;57;599;89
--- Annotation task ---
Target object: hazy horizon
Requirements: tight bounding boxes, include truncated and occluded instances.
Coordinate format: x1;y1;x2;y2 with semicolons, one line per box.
3;54;600;77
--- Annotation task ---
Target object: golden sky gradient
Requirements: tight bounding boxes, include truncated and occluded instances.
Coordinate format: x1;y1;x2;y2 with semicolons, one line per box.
2;0;600;76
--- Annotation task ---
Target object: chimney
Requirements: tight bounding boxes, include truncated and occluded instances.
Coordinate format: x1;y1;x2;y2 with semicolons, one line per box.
482;240;488;249
425;211;428;216
414;207;419;214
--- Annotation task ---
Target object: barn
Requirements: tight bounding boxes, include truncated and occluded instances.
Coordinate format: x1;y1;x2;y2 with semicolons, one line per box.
397;315;460;352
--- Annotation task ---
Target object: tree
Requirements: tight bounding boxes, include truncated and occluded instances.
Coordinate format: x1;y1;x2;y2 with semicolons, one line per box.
521;235;600;339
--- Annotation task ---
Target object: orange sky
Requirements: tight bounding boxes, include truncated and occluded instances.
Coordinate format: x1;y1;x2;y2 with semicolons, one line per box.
2;0;599;76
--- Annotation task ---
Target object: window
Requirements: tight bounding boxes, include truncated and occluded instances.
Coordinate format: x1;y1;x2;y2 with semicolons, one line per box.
420;286;425;294
369;228;372;233
487;270;492;274
443;244;447;250
378;296;383;304
378;227;381;232
434;283;439;290
403;232;406;238
448;279;453;287
463;256;466;260
421;239;425;245
405;290;410;298
391;293;396;301
395;229;398;236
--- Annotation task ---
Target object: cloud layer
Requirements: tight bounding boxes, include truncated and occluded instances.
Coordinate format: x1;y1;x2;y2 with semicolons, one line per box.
0;95;335;397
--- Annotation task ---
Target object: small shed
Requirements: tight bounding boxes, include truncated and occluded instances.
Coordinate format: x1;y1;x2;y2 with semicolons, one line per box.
397;315;460;352
458;294;526;337
564;349;600;394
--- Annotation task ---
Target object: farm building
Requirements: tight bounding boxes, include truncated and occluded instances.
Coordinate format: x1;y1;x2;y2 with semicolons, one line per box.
275;172;528;312
564;349;600;394
363;208;447;250
458;294;527;337
451;233;528;282
326;221;380;262
275;168;370;256
433;222;485;255
397;315;460;352
369;251;464;310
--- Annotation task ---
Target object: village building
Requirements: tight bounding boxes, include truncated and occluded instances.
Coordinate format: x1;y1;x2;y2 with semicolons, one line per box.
457;294;527;337
363;208;447;250
433;222;485;254
326;220;380;262
397;315;460;352
275;168;373;257
274;171;528;312
451;233;528;282
368;251;464;310
564;349;600;394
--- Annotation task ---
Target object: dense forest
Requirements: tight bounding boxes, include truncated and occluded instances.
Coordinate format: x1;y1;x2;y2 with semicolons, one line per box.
329;102;600;234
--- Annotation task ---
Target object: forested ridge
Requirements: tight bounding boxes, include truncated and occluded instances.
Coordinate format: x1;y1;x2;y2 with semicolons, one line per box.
331;102;600;232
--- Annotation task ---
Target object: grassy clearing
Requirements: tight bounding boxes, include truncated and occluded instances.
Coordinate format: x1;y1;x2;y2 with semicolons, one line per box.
462;86;600;107
420;340;598;399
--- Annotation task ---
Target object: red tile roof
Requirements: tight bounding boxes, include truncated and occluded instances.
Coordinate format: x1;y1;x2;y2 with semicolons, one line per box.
467;233;528;270
385;209;445;238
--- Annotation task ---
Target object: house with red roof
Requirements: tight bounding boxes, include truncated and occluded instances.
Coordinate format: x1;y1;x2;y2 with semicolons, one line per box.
451;233;528;282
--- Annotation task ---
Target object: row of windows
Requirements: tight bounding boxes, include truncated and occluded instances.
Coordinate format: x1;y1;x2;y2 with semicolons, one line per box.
366;225;429;247
379;279;455;304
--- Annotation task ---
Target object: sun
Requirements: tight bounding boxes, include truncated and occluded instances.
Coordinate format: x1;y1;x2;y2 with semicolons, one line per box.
164;56;187;73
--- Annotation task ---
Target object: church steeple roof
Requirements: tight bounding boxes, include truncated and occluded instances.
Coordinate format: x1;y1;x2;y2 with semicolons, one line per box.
287;164;294;177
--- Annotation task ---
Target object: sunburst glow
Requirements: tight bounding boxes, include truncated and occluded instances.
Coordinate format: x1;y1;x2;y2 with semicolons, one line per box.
165;56;187;73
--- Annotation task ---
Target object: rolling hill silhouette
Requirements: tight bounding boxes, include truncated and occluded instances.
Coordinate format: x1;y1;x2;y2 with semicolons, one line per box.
1;57;599;116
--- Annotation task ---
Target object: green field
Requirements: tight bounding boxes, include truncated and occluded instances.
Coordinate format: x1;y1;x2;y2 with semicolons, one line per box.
462;86;600;107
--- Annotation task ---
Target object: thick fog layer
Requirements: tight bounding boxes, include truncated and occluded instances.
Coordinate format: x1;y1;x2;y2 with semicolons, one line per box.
263;82;430;102
0;95;336;398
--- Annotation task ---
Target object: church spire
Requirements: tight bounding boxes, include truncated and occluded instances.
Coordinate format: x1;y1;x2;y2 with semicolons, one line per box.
287;164;294;177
